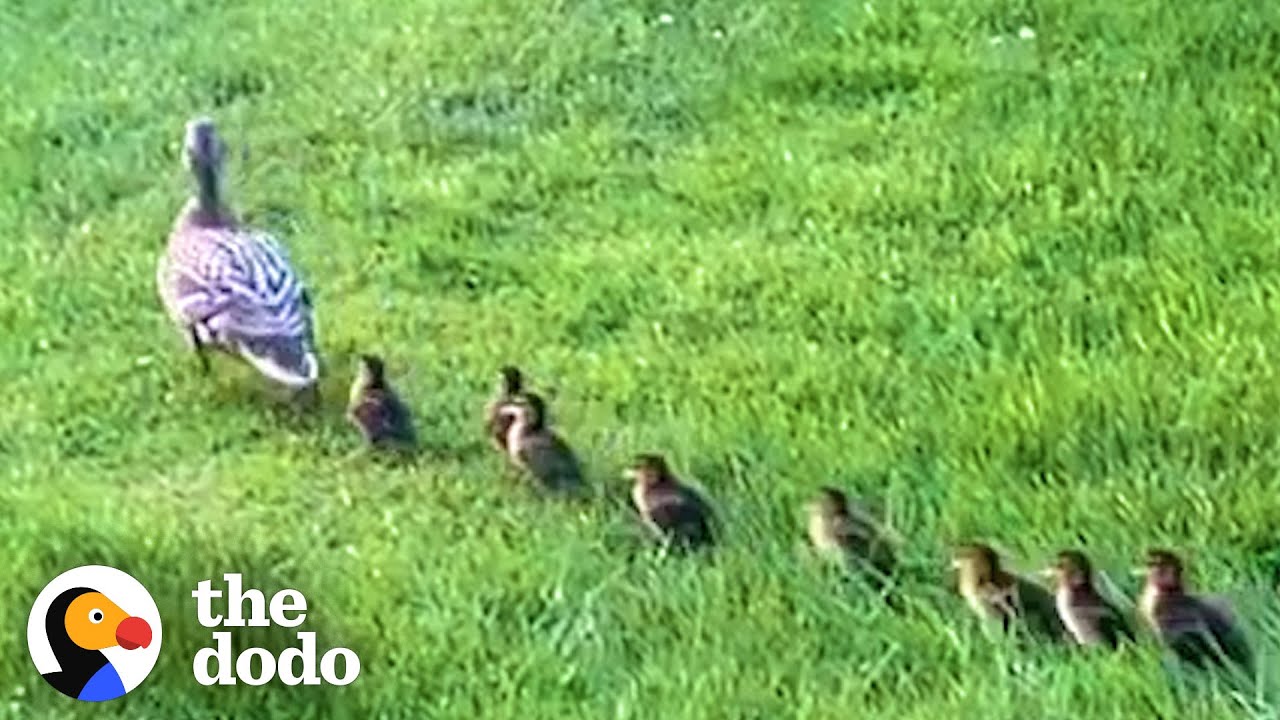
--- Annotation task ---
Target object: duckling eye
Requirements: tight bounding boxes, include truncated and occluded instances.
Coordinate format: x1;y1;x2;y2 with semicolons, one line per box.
89;609;104;624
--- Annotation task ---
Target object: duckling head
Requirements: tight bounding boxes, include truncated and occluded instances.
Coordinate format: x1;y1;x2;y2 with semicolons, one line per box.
518;393;548;431
809;486;850;520
499;365;523;395
358;354;387;386
1051;550;1094;590
1143;549;1185;593
625;453;672;488
953;543;1001;587
350;354;387;404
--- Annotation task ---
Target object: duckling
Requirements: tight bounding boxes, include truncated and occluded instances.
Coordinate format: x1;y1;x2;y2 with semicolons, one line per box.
626;454;714;550
346;354;416;450
501;394;583;493
806;487;895;585
952;543;1066;641
485;365;526;453
1044;550;1134;648
1138;549;1251;671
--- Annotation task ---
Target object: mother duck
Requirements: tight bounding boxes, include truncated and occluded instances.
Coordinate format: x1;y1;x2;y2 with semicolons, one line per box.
42;587;153;702
157;116;319;389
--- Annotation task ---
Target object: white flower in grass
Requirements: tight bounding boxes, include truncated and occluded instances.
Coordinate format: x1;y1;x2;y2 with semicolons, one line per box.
1018;26;1036;40
658;13;674;25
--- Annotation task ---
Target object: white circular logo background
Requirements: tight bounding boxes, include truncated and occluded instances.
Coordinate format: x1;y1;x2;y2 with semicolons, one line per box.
28;565;163;699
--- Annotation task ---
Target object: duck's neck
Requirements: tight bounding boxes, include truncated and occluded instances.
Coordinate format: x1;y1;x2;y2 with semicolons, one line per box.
186;163;232;227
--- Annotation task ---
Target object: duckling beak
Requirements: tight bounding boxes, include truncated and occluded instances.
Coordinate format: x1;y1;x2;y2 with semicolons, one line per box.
1037;566;1057;580
621;468;637;481
1131;566;1149;577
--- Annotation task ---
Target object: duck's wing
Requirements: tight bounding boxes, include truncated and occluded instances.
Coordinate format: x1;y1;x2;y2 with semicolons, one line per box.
161;226;318;386
1014;577;1068;640
646;488;713;549
1198;597;1252;670
350;391;416;447
1094;598;1137;646
518;431;583;491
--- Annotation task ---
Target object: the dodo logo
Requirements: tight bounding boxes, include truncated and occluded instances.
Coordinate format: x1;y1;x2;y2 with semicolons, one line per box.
27;566;162;702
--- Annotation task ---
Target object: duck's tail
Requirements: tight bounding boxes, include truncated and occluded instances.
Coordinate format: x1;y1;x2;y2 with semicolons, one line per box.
234;334;320;389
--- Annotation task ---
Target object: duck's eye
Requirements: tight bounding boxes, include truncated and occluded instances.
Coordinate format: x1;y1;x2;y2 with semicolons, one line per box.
89;609;104;624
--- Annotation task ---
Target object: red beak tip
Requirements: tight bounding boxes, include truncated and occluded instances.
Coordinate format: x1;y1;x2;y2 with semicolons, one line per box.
116;617;153;650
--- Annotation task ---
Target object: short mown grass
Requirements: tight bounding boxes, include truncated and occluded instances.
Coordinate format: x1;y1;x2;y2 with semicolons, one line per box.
4;0;1280;717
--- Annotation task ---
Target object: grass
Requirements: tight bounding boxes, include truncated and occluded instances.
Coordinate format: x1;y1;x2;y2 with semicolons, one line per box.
3;0;1280;717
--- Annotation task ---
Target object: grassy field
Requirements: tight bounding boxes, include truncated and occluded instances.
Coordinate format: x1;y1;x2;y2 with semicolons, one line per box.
4;0;1280;717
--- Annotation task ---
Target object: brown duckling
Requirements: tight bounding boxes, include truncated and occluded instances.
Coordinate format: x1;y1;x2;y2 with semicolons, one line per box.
484;365;525;454
500;394;583;493
1138;549;1251;671
953;543;1066;641
806;487;895;585
1044;550;1134;648
626;454;714;551
346;354;416;450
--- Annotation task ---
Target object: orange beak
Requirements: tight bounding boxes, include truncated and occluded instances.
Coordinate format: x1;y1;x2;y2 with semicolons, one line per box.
115;616;152;650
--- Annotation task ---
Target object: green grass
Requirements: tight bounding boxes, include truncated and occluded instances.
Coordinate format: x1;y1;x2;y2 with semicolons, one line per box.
4;0;1280;717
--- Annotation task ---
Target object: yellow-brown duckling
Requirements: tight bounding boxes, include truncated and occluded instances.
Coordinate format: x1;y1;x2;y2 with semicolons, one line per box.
500;393;583;493
485;365;525;454
626;454;714;551
346;354;416;450
1044;550;1134;648
1138;549;1251;672
952;543;1065;641
806;487;895;586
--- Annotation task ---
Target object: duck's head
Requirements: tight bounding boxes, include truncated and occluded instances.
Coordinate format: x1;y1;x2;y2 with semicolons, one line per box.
358;354;386;386
498;365;523;395
49;587;152;654
809;486;850;519
952;543;1001;586
1142;549;1185;593
350;354;387;402
184;117;226;180
625;453;672;488
1046;549;1094;590
517;393;548;431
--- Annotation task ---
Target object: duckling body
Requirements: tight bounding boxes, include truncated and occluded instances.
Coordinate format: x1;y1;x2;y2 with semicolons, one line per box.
346;355;416;450
628;455;714;550
157;117;318;389
503;394;583;492
1048;550;1134;648
807;487;895;584
953;543;1066;641
1139;550;1251;671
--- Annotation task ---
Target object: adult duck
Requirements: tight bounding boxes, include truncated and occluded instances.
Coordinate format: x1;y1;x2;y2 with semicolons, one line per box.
157;116;319;389
41;587;152;702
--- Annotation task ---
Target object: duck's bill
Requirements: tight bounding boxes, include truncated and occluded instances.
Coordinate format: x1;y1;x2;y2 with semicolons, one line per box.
236;335;320;389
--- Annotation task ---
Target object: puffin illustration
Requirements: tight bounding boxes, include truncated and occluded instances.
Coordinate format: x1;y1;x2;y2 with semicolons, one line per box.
42;587;152;702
